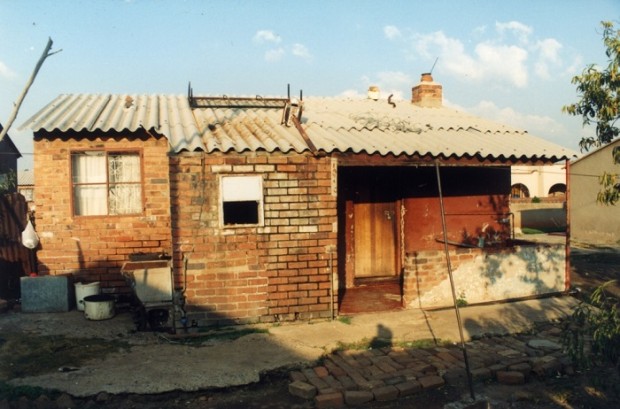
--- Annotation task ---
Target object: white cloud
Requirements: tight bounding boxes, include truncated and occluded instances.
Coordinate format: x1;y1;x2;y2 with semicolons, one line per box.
253;30;282;44
264;47;285;62
472;25;487;37
0;60;16;79
292;43;312;61
384;25;401;40
340;71;411;100
411;31;529;87
564;54;584;77
536;38;562;62
495;21;533;44
466;99;563;137
475;42;528;87
375;71;411;99
533;38;563;79
338;89;365;99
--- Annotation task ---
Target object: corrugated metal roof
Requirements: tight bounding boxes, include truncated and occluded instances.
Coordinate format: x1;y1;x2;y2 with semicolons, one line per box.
18;169;34;186
20;93;576;162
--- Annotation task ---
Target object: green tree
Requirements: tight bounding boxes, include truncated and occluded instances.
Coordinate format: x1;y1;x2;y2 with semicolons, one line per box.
0;169;17;194
563;21;620;205
562;281;620;373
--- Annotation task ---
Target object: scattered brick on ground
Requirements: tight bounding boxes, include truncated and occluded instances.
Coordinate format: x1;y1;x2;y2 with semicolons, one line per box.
288;323;573;406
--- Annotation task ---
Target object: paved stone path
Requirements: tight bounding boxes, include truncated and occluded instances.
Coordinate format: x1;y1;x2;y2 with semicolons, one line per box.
288;323;571;408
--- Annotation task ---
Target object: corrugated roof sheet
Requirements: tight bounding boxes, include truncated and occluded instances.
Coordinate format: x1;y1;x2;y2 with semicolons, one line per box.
20;94;577;163
18;169;34;186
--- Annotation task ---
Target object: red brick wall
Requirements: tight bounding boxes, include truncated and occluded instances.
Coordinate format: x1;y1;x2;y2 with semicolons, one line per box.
403;247;479;305
170;152;337;325
33;132;172;294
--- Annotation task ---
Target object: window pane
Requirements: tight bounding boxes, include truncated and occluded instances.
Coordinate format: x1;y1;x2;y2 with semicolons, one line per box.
109;154;140;183
72;153;106;184
21;189;34;202
74;185;107;215
109;184;142;214
72;151;142;216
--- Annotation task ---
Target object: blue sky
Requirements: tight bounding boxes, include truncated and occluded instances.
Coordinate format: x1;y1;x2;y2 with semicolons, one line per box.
1;0;618;170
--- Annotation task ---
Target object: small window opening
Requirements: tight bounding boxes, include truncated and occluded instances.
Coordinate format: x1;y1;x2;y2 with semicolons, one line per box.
548;183;566;197
223;201;259;225
511;183;530;199
221;175;263;226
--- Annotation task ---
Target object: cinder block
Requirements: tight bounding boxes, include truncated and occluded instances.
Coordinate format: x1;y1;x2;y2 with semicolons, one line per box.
20;275;73;312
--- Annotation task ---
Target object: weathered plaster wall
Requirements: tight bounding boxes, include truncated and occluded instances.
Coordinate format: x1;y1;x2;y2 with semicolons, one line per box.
171;152;338;325
33;131;172;294
570;140;620;246
403;244;567;309
510;201;566;232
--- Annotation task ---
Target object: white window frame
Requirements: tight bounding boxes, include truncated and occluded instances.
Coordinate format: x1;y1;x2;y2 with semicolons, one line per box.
220;175;264;227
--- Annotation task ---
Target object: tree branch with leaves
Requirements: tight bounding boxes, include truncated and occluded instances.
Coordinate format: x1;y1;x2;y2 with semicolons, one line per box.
563;21;620;205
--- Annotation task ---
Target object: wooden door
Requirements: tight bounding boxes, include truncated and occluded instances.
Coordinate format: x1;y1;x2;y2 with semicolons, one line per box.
353;199;397;279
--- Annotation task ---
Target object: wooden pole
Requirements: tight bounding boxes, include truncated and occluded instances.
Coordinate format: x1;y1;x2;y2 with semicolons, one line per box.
0;37;61;142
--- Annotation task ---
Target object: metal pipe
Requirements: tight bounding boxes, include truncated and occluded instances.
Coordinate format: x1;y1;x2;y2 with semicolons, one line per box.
565;159;571;290
434;161;476;401
329;251;334;320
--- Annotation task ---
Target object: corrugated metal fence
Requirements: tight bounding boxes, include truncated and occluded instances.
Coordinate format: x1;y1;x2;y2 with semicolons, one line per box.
0;193;36;300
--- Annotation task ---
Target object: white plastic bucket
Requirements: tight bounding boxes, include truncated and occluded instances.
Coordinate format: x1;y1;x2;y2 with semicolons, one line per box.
83;294;115;320
75;282;100;311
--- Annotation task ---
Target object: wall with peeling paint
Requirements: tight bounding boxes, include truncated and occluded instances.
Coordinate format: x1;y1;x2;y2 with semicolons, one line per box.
404;243;567;309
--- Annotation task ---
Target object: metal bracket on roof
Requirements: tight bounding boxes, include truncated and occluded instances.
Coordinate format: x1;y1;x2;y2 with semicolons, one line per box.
187;82;297;109
281;99;302;127
291;114;317;155
188;82;194;107
281;86;304;126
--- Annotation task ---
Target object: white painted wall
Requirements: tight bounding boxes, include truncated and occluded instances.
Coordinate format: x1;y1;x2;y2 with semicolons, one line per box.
511;164;567;198
570;140;620;246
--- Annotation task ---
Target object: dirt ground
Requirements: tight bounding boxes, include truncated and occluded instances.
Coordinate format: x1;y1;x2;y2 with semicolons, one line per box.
569;245;620;299
3;367;620;409
1;241;619;408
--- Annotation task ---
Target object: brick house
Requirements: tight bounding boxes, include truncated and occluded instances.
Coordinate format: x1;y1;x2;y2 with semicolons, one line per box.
21;74;574;326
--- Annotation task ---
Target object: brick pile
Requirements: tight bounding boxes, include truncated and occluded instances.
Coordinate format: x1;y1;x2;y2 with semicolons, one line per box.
288;324;571;408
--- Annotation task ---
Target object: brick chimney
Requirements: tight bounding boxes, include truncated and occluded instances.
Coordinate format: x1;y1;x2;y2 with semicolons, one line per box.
411;73;442;108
